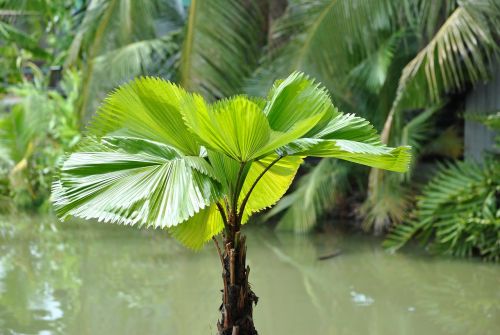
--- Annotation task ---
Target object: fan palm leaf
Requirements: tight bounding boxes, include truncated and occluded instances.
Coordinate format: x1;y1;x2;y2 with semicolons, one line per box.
53;72;411;249
265;159;350;233
52;136;222;228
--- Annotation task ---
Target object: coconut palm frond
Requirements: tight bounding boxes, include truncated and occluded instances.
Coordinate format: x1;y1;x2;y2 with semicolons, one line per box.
72;0;184;120
346;32;404;95
179;0;267;99
395;0;500;111
245;0;428;97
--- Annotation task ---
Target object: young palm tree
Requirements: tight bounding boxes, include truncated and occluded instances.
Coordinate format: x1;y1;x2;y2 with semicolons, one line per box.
52;72;410;334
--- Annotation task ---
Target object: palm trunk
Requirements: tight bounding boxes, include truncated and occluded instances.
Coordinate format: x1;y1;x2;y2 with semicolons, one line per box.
216;218;258;335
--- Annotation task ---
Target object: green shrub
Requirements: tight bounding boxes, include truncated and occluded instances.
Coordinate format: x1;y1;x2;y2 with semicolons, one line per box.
384;159;500;261
0;70;80;211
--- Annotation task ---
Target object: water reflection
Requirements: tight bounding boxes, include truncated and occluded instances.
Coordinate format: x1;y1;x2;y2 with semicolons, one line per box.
0;216;498;335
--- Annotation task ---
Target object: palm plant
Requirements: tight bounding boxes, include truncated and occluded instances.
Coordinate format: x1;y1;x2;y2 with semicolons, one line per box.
384;113;500;261
384;159;500;261
263;159;351;233
245;0;500;234
179;0;268;99
0;0;78;90
66;0;185;120
52;72;410;334
0;68;80;210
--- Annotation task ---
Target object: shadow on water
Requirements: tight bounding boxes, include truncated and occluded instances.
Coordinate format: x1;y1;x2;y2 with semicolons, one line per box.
0;216;498;334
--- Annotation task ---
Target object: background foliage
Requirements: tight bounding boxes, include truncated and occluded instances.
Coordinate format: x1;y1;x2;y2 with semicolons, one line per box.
0;0;499;259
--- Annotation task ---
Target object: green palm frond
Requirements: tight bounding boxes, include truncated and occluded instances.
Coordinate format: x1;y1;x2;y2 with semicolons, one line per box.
400;106;440;154
346;32;404;95
71;0;184;119
238;154;303;222
283;139;410;172
53;72;412;249
264;72;334;133
267;159;350;233
384;159;500;260
68;0;177;62
180;0;266;98
169;205;224;250
369;0;499;235
399;105;441;178
88;77;200;156
395;0;500;111
360;174;412;233
245;0;410;96
383;219;426;252
92;36;179;85
53;136;222;228
181;95;274;161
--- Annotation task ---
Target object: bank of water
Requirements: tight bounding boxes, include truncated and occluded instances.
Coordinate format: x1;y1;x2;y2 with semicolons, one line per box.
0;216;498;334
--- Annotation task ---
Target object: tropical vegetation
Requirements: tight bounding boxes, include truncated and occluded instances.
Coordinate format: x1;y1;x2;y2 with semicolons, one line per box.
0;0;499;262
385;114;500;260
51;72;410;333
0;69;80;210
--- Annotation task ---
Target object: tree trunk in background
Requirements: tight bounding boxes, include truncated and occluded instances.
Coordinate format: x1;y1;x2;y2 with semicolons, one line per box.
217;227;258;335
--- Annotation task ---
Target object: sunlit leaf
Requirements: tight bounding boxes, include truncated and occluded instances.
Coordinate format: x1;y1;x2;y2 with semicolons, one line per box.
169;204;224;250
181;95;271;161
267;159;350;233
88;77;200;156
264;72;334;134
53;136;221;228
239;155;303;222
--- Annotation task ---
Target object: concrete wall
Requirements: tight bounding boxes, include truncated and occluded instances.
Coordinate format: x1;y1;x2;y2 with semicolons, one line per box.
464;66;499;161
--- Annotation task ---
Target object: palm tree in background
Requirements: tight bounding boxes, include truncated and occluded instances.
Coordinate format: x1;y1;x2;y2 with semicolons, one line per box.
242;0;500;233
52;72;410;334
2;0;499;244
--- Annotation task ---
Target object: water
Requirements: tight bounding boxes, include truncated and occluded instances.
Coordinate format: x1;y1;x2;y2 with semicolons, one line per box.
0;216;499;335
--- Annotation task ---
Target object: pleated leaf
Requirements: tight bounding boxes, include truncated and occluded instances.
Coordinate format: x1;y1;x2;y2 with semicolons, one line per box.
181;95;272;161
251;72;347;159
277;104;411;172
264;72;335;134
206;150;249;199
88;77;201;156
238;155;303;222
313;113;381;144
266;159;350;233
53;136;222;228
169;204;225;250
283;139;410;172
51;71;413;250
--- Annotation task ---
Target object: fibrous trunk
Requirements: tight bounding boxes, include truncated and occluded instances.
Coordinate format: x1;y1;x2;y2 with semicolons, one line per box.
216;228;258;335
